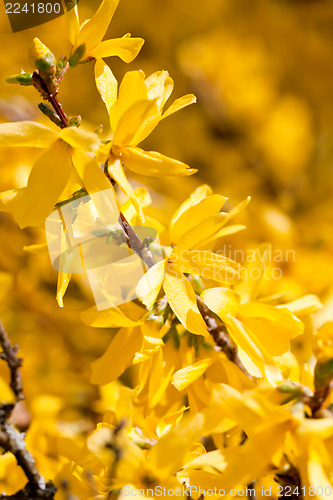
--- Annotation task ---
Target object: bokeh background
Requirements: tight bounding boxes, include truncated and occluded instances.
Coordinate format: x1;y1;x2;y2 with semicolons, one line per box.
0;0;333;493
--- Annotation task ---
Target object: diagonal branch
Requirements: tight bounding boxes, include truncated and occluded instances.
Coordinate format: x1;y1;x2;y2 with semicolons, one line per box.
196;295;252;378
118;212;155;269
0;321;23;409
0;321;56;499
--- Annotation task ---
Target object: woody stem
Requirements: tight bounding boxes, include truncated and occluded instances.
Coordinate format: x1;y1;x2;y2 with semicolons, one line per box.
47;94;69;128
0;321;55;497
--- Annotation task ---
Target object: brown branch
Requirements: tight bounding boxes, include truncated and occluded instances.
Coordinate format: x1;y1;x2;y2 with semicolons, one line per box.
47;94;69;128
196;296;253;379
118;213;155;269
0;320;56;499
103;161;155;269
308;379;333;416
32;72;68;128
0;321;23;406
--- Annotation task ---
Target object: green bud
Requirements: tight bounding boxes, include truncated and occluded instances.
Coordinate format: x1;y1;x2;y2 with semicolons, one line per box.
35;54;56;76
6;73;33;86
190;275;205;295
29;38;56;75
278;381;312;403
314;358;333;387
38;103;63;128
69;44;86;67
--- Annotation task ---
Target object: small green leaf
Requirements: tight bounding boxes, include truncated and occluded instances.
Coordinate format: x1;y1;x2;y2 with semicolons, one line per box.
6;73;33;86
69;44;86;67
38;103;63;128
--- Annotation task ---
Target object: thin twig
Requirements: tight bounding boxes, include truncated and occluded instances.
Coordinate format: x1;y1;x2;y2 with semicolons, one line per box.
0;321;56;498
47;94;68;128
196;296;252;378
308;380;333;416
0;321;23;406
32;72;68;128
118;213;155;269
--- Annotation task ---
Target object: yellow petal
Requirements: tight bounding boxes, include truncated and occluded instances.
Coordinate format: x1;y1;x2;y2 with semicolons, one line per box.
87;36;144;63
59;127;99;152
121;187;152;224
136;260;166;309
239;302;304;353
277;295;323;317
177;213;230;250
90;327;143;384
133;336;163;364
161;94;197;120
107;157;144;222
56;272;71;308
148;413;205;480
0;121;57;148
94;59;118;115
208;384;267;433
183;449;226;472
201;287;240;322
227;315;282;384
122;147;196;176
195;197;251;249
129;71;173;145
72;150;111;193
197;224;246;249
79;0;119;50
170;250;242;284
109;70;147;133
113;100;158;146
81;304;143;328
58;163;83;201
62;0;80;47
172;359;214;391
234;243;272;303
306;442;332;499
163;266;208;336
145;71;174;109
170;184;213;228
225;317;263;376
170;194;226;243
211;421;291;495
13;141;72;228
55;227;74;308
228;196;251;218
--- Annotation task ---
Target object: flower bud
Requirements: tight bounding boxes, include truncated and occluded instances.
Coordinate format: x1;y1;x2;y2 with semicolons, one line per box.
38;103;63;127
29;38;56;75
